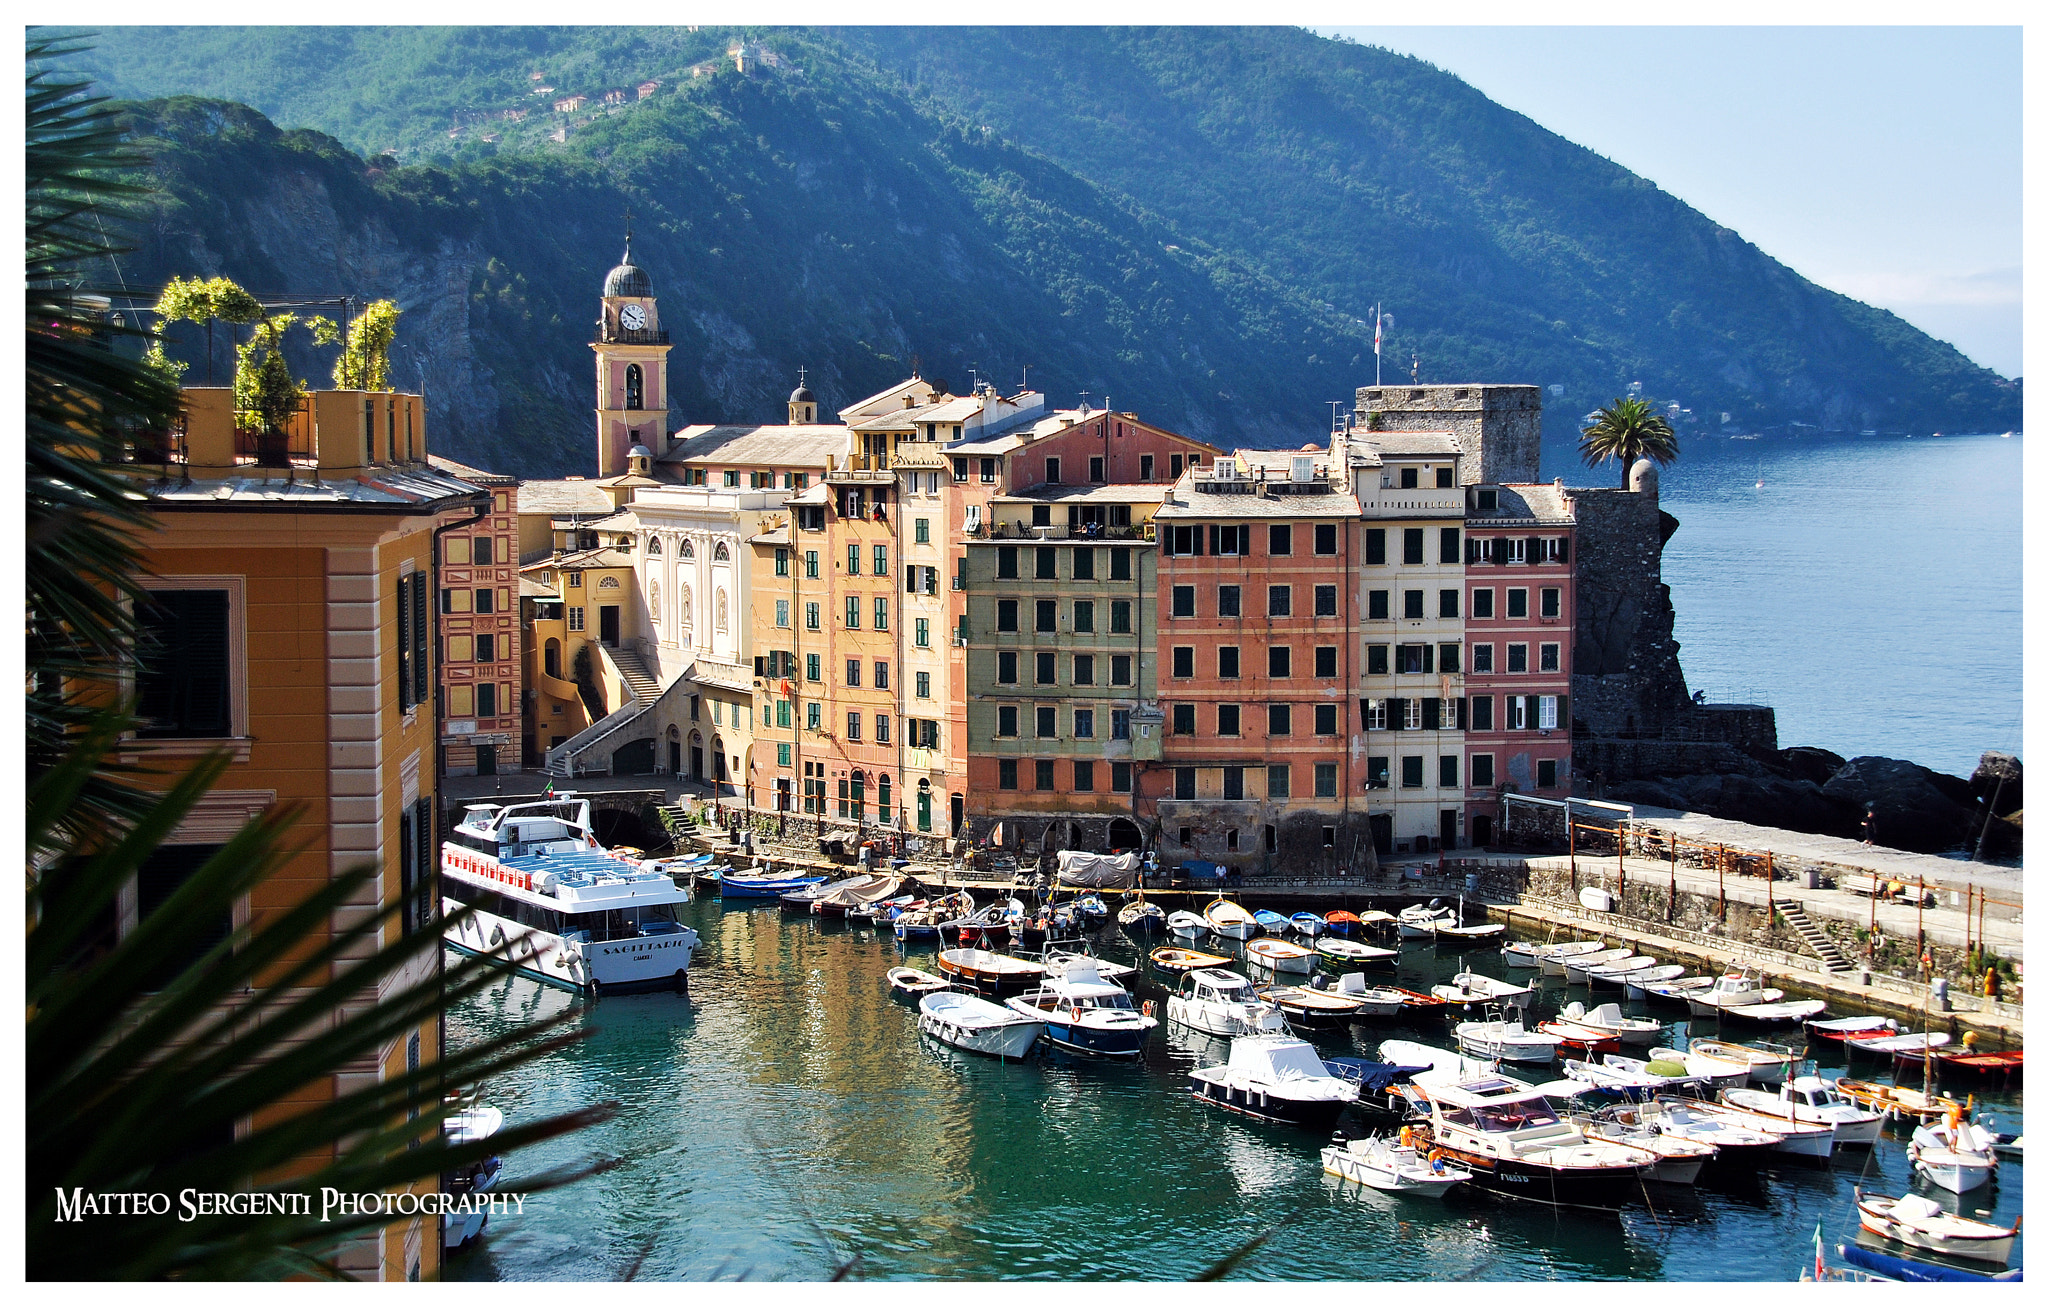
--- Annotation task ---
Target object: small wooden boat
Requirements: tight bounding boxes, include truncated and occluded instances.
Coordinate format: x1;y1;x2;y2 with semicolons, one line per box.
1352;909;1398;934
1431;969;1534;1007
935;948;1045;994
1243;937;1316;975
1204;898;1260;940
1386;985;1449;1016
1908;1117;2000;1193
1396;903;1455;938
1930;1047;2023;1077
1582;955;1660;987
1166;910;1208;938
1038;948;1137;985
1805;1014;1898;1043
1637;975;1717;1005
1252;909;1291;933
1258;981;1369;1027
1434;920;1507;942
1315;937;1398;967
1687;1038;1795;1086
1564;950;1647;984
1573;1110;1717;1184
1456;1018;1565;1064
1718;998;1828;1024
1601;1054;1710;1092
1676;1096;1836;1158
1537;1021;1621;1057
1117;899;1166;934
1321;909;1363;935
1684;971;1785;1015
1150;944;1233;975
1289;911;1326;937
1509;938;1604;970
1190;1035;1360;1130
1652;1043;1750;1088
918;991;1044;1059
1544;945;1628;978
1330;973;1414;1018
887;966;952;998
1836;1240;2021;1283
1556;1001;1662;1047
1723;1076;1883;1145
1620;965;1688;999
1848;1030;1952;1058
1321;1134;1472;1197
1074;894;1109;920
1832;1078;1971;1123
1634;1097;1784;1159
811;874;903;917
720;872;829;900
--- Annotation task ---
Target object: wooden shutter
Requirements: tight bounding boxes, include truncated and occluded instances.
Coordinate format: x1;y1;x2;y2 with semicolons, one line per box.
1465;536;1480;565
1556;537;1569;564
1557;695;1569;732
1453;697;1468;730
1420;644;1434;674
1526;695;1539;729
1207;524;1219;555
1528;535;1544;565
415;796;435;931
411;575;430;706
395;577;413;711
1421;697;1440;730
1386;697;1405;730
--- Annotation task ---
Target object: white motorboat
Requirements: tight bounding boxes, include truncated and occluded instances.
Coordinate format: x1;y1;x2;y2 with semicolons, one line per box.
1412;1074;1654;1206
1847;1030;1953;1058
1189;1034;1360;1130
1396;903;1456;938
1601;1053;1710;1093
1572;1107;1717;1184
1686;1096;1836;1158
1620;964;1688;999
1638;975;1718;1004
1855;1188;2017;1266
1005;955;1156;1056
441;795;700;995
1038;947;1138;985
1561;1058;1663;1101
936;948;1046;994
1506;939;1604;970
1434;920;1508;943
1683;970;1784;1015
1687;1038;1795;1086
1908;1117;2000;1193
1633;1097;1785;1161
1315;936;1399;967
1432;969;1535;1008
1203;898;1260;941
1717;998;1829;1024
1583;955;1660;988
442;1102;504;1251
886;965;952;998
1331;972;1415;1018
1321;1134;1472;1197
1652;1043;1750;1088
1556;1001;1662;1047
1259;981;1371;1026
1544;945;1628;978
1565;951;1650;984
1455;1019;1565;1065
1243;936;1316;974
1167;968;1289;1038
919;990;1044;1059
1723;1076;1883;1145
1167;910;1209;938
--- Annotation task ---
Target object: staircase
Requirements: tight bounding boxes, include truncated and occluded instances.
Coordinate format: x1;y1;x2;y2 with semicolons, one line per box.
541;645;671;778
656;802;698;840
1773;898;1856;974
609;645;662;705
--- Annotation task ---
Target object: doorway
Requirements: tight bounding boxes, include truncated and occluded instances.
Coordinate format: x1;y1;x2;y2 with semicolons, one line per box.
667;727;681;776
599;605;620;646
1440;809;1459;851
690;747;703;781
917;784;932;832
1472;815;1493;847
1369;813;1393;856
950;793;964;835
1107;818;1141;850
475;744;497;776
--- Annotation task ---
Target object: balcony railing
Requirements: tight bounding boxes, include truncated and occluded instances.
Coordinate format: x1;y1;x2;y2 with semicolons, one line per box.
965;522;1150;540
122;415;188;468
232;397;318;469
592;325;670;345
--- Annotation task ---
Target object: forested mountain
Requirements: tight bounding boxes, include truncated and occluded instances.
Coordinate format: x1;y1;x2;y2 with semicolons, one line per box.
61;26;2017;479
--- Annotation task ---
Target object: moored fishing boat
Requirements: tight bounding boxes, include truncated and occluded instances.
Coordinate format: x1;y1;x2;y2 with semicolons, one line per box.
1411;1075;1654;1207
935;947;1045;995
1321;909;1363;936
1652;1042;1750;1088
1683;970;1783;1015
1150;944;1233;974
1638;975;1717;1005
1431;969;1534;1009
1252;908;1291;933
1331;973;1416;1018
1847;1029;1953;1059
1805;1014;1898;1043
1005;955;1156;1057
1628;1097;1784;1161
1435;919;1507;942
810;873;904;917
1723;1076;1883;1145
1564;950;1648;984
1600;1053;1710;1093
1717;998;1828;1024
1167;968;1290;1038
1290;911;1326;937
886;965;952;999
1166;910;1208;938
1036;946;1138;985
1560;1058;1663;1102
1687;1038;1795;1086
1536;1020;1620;1058
1572;1109;1716;1184
1456;1019;1566;1065
1555;1001;1662;1047
1203;897;1260;940
1908;1115;2000;1193
1620;964;1688;999
1258;980;1370;1027
918;990;1044;1059
441;795;700;995
1508;938;1604;970
1189;1034;1360;1129
1117;898;1166;934
1396;903;1456;939
1583;955;1660;988
1315;937;1399;967
1243;936;1316;974
1321;1133;1472;1197
1543;945;1628;978
1681;1096;1836;1158
442;1101;504;1251
1832;1078;1970;1123
1855;1188;2016;1265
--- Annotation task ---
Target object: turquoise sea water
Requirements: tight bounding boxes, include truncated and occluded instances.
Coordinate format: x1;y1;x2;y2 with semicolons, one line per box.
1541;431;2022;778
447;903;2024;1282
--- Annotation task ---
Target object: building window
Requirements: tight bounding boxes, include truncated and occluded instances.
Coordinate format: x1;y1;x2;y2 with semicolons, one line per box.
1073;549;1096;581
1365;645;1389;676
1074;759;1096;791
1218;704;1241;736
874;597;889;630
1314;703;1338;735
997;652;1017;685
1313;763;1337;797
1268;524;1293;556
1538;758;1559;788
135;588;232;737
1110;600;1132;633
1471;643;1494;674
1313;523;1337;556
1364;528;1386;565
1314;584;1337;617
774;548;789;579
1112;762;1133;793
918;670;933;698
1073;600;1095;633
777;700;792;728
1399;467;1419;489
1222;766;1245;800
1111;655;1132;686
1035;759;1056;790
1403;589;1425;620
1540;643;1560;673
1036;706;1057;738
1397;643;1433;674
1401;755;1425;789
1044;457;1062;485
1541;587;1561;619
475;681;498;718
1073;654;1095;686
1074;708;1095;738
1404;698;1423;731
1366;756;1390;788
724;470;740;488
1507;588;1529;619
842;658;860;687
874;544;889;575
1507;643;1528;673
1315;646;1337;678
775;599;790;628
777;741;792;767
1036;599;1056;633
1267;585;1291;617
1171;585;1195;618
997;547;1019;579
1140;454;1155;480
474;633;495;663
1268;703;1291;736
1173;703;1196;735
842;596;859;628
1471;753;1495;787
877;715;891;744
1507;696;1527;730
1175;768;1196;800
1034;651;1056;685
804;550;820;579
1440;527;1461;564
1435;643;1459;675
980;458;996;483
1218;646;1240;679
568;606;585;632
1440;754;1461;789
1110;550;1131;581
568;572;582;588
1402;528;1424;565
1368;590;1389;620
1261;765;1288;799
1439;589;1459;619
1361;698;1388;731
1035;546;1057;580
1472;588;1494;619
999;759;1018;789
1172;646;1194;678
1538;694;1560;730
1217;585;1240;618
1111;708;1131;739
998;706;1018;737
1226;830;1240;852
997;599;1018;632
806;653;822;682
1268;646;1291;677
1471;695;1494;731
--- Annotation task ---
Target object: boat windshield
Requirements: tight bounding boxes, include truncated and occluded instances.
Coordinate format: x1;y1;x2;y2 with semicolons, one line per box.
1467;1100;1562;1133
569;903;679;943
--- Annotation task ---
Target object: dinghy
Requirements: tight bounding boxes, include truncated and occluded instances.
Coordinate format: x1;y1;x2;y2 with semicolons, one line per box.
1805;1014;1898;1043
1203;898;1260;940
1396;903;1456;939
1435;920;1507;942
1258;981;1370;1027
1330;973;1416;1018
1252;909;1291;933
1630;1097;1785;1161
887;966;952;998
935;948;1045;994
1583;955;1660;987
1430;969;1534;1007
1855;1188;2016;1265
1683;970;1784;1015
1908;1116;2000;1193
1847;1030;1953;1058
1289;911;1326;937
1321;1134;1472;1197
1638;975;1717;1005
1315;937;1398;967
1565;950;1648;984
1244;937;1316;974
1507;938;1605;970
1556;1001;1662;1047
1166;910;1208;938
1652;1043;1751;1088
1620;965;1688;999
1543;946;1628;978
1682;1096;1837;1158
1601;1053;1710;1092
1149;944;1233;975
1718;998;1828;1024
1572;1109;1718;1184
1117;899;1166;934
1321;909;1363;936
1536;1020;1621;1057
1687;1039;1795;1086
918;991;1044;1059
1456;1019;1566;1065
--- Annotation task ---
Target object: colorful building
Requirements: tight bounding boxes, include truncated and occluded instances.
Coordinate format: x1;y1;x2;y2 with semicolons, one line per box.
427;454;520;777
128;383;487;1280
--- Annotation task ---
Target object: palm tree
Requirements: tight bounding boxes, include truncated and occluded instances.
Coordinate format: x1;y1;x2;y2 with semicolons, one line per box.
1578;396;1679;485
26;37;608;1279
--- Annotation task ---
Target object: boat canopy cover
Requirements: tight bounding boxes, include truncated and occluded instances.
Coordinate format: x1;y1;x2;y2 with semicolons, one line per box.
1055;850;1140;888
1889;1194;1947;1222
1228;1036;1335;1083
1323;1058;1429;1091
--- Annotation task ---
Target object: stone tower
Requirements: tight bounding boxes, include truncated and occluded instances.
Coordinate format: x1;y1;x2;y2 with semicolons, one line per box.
787;368;817;424
1353;382;1543;485
593;234;672;476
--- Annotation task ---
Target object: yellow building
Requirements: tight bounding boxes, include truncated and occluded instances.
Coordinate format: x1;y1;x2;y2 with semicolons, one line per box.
128;384;488;1280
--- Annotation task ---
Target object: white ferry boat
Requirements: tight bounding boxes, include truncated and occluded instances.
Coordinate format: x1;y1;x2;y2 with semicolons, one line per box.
441;794;699;995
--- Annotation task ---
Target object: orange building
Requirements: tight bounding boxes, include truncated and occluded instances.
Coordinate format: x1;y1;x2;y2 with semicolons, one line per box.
127;385;488;1280
428;454;520;777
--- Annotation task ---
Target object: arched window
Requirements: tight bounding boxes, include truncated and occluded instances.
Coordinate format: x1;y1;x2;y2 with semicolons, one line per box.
680;539;696;559
648;580;661;624
713;541;731;561
645;535;662;555
625;363;644;411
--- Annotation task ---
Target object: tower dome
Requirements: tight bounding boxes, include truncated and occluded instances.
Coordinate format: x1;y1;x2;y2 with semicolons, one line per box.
1628;457;1660;495
788;381;816;405
603;235;651;298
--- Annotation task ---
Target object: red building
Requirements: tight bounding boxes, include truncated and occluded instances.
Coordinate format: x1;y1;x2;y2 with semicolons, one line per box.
1462;482;1575;844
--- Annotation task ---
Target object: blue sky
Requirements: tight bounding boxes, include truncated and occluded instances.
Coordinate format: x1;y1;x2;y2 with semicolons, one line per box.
1320;26;2023;378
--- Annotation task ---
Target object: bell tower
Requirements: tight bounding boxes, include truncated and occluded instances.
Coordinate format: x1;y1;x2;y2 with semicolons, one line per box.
593;229;672;476
787;366;817;424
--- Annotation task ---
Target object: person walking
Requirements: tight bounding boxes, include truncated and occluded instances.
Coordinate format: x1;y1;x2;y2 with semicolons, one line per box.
1861;804;1877;846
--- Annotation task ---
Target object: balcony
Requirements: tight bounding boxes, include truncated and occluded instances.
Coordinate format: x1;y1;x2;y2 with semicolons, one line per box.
1359;486;1465;517
823;452;895;482
963;521;1151;541
120;415;188;468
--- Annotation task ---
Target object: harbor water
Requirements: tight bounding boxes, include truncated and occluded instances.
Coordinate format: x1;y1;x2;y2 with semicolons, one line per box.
447;900;2024;1281
1541;430;2021;779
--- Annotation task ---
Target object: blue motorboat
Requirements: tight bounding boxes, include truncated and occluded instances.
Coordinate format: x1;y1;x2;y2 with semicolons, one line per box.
1005;955;1156;1057
1075;894;1109;921
719;872;828;900
1253;909;1290;933
1290;911;1326;937
1838;1242;2022;1283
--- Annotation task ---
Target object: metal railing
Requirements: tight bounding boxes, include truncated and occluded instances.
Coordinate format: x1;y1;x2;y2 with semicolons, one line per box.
231;398;318;469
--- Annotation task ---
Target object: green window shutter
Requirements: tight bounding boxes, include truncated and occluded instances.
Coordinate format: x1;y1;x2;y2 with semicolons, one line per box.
1421;644;1434;674
1557;695;1569;732
1421;697;1440;731
1387;697;1405;730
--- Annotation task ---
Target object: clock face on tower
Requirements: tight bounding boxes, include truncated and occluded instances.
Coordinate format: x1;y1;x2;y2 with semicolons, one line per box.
620;304;646;331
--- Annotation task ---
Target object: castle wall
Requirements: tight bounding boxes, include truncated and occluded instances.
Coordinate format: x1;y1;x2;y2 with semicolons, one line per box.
1352;383;1542;484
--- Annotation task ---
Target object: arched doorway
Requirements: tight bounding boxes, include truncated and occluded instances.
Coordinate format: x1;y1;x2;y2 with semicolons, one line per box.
544;638;562;679
916;779;932;832
1107;818;1141;851
625;363;644;410
689;730;704;782
667;725;681;777
950;793;964;835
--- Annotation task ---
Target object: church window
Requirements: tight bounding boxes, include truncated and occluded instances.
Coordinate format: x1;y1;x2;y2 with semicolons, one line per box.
645;536;662;555
713;542;730;561
680;539;695;559
625;364;644;411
